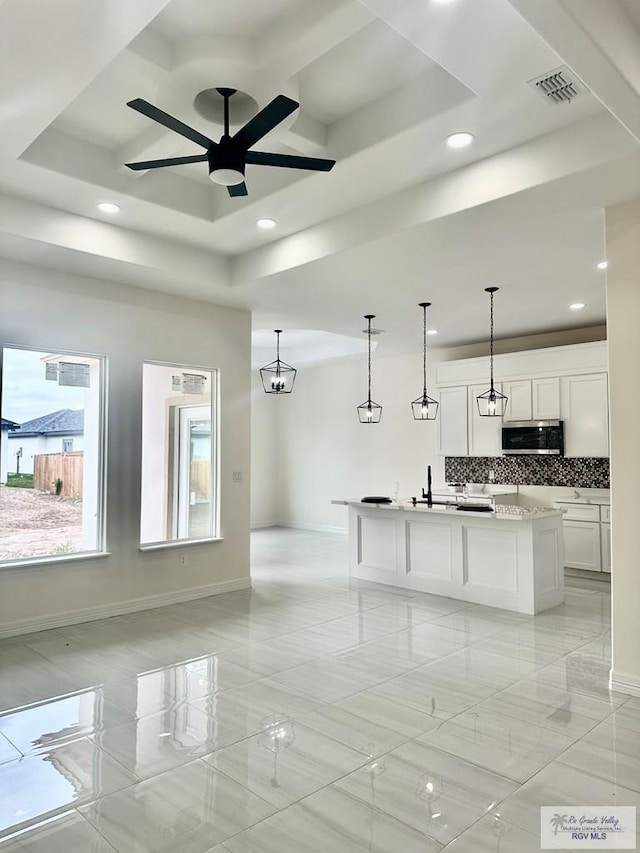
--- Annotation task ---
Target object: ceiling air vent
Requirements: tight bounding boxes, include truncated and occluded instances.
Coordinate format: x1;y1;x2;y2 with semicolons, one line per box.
529;65;584;104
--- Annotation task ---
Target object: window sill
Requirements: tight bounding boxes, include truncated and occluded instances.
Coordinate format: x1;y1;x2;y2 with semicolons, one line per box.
0;551;110;571
139;537;224;552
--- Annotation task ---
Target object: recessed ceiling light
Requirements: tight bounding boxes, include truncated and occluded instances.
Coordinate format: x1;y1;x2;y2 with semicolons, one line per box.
257;218;277;230
569;302;586;311
446;132;474;149
97;202;120;214
597;260;608;270
426;329;438;336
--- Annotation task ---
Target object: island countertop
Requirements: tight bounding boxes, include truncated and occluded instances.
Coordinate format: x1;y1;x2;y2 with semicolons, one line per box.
331;499;564;521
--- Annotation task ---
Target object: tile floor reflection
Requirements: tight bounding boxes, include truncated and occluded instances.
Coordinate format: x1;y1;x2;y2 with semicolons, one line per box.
0;528;635;851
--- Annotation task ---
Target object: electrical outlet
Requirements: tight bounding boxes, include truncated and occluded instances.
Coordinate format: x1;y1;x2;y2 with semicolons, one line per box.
233;469;243;482
488;469;495;482
179;554;187;567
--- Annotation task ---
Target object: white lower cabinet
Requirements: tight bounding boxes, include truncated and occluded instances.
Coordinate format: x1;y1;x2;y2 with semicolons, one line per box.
555;500;610;573
601;522;611;573
562;520;602;572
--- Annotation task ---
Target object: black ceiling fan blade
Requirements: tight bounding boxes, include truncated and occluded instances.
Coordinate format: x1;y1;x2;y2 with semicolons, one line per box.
227;182;248;197
245;151;336;172
127;98;214;150
233;95;299;150
125;154;209;171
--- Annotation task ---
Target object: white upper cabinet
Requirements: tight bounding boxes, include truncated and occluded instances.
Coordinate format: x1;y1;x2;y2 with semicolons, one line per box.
503;380;532;421
561;373;609;457
468;384;503;456
437;386;468;456
532;377;560;419
503;377;560;422
434;343;608;459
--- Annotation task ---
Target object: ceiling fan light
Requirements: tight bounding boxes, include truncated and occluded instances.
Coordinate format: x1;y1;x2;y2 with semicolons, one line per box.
209;168;245;186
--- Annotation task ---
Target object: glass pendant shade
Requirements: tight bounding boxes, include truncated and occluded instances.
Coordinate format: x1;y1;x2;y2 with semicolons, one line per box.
477;386;508;417
477;287;508;417
357;314;382;423
411;394;439;420
260;330;296;394
357;399;383;423
412;301;438;421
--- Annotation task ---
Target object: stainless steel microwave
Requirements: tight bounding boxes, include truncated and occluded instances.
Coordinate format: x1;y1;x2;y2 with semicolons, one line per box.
501;420;564;455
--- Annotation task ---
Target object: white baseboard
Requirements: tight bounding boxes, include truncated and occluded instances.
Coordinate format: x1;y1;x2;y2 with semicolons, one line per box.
611;669;640;697
277;521;348;535
250;522;280;530
0;577;252;639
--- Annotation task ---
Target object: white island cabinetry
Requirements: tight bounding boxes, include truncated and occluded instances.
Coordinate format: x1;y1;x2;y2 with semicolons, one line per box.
334;501;564;614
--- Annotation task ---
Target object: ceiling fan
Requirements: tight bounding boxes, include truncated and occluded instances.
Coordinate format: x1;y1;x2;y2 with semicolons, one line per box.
125;88;336;197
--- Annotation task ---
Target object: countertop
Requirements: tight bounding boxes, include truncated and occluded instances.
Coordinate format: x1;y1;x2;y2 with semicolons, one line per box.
332;499;563;521
432;485;518;497
554;489;610;506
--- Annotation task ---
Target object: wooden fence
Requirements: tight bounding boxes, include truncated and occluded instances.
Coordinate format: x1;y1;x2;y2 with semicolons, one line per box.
190;460;211;501
33;452;83;498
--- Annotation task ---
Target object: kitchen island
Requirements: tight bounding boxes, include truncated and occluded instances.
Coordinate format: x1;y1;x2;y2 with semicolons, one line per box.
332;500;564;614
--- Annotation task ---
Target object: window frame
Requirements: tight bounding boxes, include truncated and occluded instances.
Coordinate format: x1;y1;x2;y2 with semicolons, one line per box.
139;360;220;549
0;342;108;568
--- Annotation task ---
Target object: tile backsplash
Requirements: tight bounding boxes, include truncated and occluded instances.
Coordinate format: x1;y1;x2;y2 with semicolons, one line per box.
445;456;609;488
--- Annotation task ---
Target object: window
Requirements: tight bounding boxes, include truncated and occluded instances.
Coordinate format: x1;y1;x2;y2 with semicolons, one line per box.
0;346;106;563
140;363;218;546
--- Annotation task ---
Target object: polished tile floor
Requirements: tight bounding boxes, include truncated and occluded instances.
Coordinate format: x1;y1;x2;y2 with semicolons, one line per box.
0;528;636;852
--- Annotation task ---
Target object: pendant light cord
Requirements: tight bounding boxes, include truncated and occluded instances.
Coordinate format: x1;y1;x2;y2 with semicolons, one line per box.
367;316;372;402
422;304;428;398
489;290;494;390
275;329;282;378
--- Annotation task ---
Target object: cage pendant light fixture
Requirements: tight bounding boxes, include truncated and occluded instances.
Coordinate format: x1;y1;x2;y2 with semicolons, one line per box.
477;287;508;417
411;302;438;421
260;329;297;394
357;314;382;423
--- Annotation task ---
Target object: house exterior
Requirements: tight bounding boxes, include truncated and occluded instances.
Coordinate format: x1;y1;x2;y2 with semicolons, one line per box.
1;417;20;483
7;410;84;475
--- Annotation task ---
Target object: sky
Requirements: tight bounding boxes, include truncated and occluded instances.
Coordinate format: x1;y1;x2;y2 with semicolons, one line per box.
1;348;94;423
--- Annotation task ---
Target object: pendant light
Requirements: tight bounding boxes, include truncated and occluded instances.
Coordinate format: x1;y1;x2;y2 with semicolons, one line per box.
411;302;438;420
260;329;296;394
477;287;508;417
357;314;382;423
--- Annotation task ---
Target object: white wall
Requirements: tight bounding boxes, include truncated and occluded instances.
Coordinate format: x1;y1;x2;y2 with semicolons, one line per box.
6;433;86;475
250;373;281;529
253;326;607;533
605;197;640;694
0;259;251;636
0;428;10;483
